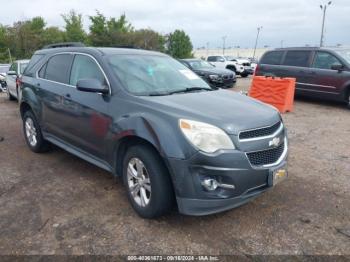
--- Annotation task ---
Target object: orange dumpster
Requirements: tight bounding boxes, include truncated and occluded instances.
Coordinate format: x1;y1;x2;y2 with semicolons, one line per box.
249;76;296;113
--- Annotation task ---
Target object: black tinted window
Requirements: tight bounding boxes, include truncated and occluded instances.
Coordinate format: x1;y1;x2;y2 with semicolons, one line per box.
312;52;342;70
44;54;73;84
69;55;106;86
260;51;283;65
207;56;216;62
283;51;311;67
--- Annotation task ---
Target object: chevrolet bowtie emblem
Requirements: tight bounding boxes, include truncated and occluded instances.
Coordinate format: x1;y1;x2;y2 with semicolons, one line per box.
269;137;280;147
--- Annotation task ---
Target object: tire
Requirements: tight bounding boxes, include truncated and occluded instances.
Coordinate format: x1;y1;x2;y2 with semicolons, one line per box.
22;110;50;153
240;73;249;78
7;88;15;101
347;91;350;109
122;145;174;218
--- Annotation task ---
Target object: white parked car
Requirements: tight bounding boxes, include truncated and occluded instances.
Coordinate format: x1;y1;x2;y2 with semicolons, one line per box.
207;55;252;77
6;59;29;101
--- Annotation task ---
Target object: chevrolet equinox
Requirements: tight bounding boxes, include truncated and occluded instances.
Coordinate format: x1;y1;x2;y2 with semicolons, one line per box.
20;43;288;218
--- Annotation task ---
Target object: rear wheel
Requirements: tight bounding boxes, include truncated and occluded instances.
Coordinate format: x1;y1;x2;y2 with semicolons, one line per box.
23;111;50;153
347;91;350;109
123;145;174;218
7;88;15;101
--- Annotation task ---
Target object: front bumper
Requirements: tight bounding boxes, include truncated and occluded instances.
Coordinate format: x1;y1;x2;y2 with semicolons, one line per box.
166;137;288;216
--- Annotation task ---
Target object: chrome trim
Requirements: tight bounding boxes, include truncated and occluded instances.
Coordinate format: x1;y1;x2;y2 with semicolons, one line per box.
296;82;336;89
295;87;338;94
239;122;283;142
245;137;288;169
36;52;111;95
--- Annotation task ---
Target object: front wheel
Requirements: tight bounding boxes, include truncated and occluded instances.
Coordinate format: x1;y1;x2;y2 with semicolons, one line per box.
123;145;174;218
23;111;50;153
240;73;249;78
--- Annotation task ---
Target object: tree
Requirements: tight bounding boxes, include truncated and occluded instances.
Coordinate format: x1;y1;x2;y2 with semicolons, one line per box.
42;27;65;46
61;10;86;42
131;29;165;51
166;30;193;58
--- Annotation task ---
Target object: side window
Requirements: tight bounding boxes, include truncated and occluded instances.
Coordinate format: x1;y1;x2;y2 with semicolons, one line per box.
312;52;342;70
38;63;47;78
207;56;215;62
260;51;284;65
283;51;311;67
9;63;18;73
44;54;74;84
24;54;44;76
69;55;106;86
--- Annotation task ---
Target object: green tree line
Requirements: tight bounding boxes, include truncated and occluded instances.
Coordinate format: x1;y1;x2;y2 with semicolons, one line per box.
0;10;193;63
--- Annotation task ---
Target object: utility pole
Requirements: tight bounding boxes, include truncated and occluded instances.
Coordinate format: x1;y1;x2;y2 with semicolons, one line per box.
222;36;227;55
320;1;332;47
253;26;262;59
206;42;209;58
7;48;12;64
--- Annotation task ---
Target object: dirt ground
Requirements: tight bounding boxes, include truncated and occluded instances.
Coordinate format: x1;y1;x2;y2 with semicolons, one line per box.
0;77;349;256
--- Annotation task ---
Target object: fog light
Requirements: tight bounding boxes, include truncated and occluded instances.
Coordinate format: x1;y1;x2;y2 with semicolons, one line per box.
201;178;218;191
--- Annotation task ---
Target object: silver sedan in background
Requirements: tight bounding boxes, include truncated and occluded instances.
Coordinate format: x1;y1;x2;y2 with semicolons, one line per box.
6;59;29;101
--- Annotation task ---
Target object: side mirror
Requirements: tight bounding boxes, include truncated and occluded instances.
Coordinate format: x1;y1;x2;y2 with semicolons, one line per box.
7;70;17;76
331;64;344;71
76;79;109;94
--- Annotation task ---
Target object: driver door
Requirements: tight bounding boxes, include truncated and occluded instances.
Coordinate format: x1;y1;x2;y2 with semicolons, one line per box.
309;51;346;96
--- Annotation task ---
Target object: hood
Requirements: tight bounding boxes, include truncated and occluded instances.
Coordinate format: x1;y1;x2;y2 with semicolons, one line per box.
140;90;280;135
193;67;235;76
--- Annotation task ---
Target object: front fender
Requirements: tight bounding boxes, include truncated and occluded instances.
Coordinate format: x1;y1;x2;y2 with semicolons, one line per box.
110;112;195;160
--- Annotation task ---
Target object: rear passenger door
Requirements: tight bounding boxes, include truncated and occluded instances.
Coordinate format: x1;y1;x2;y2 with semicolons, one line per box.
258;51;285;76
7;62;18;96
37;53;74;140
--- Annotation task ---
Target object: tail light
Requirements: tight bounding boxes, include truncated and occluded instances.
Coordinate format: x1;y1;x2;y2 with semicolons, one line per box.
16;76;22;87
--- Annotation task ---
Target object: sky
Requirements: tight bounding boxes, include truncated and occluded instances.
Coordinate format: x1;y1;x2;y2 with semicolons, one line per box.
1;0;349;48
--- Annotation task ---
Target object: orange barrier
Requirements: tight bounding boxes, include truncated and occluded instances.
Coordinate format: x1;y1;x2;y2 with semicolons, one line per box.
249;76;296;113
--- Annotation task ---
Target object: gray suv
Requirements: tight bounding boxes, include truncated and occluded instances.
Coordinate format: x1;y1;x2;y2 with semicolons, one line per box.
256;47;350;106
20;43;288;218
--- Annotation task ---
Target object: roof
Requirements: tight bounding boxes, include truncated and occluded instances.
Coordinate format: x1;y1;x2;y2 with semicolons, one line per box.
35;46;166;57
180;58;201;62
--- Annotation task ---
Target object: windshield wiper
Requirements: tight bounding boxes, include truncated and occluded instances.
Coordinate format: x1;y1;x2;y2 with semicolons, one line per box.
168;87;213;95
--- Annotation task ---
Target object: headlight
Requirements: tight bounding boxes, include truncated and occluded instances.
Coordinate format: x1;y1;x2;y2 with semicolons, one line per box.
179;119;235;153
208;74;221;80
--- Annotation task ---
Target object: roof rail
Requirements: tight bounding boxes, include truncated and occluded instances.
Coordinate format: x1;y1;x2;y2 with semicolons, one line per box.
43;42;85;49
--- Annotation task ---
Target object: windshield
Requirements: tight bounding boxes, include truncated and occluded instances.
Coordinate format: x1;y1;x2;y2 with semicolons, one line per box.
20;62;29;74
332;49;350;64
108;55;211;96
188;60;214;70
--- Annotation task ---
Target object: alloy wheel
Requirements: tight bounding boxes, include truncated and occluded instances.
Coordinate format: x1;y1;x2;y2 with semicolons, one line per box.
25;117;37;147
127;157;152;207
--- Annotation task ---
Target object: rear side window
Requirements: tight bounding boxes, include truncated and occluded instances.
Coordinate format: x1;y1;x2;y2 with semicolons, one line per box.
69;55;106;86
23;54;44;76
283;51;311;67
260;51;284;65
207;56;216;62
312;52;342;70
43;54;73;84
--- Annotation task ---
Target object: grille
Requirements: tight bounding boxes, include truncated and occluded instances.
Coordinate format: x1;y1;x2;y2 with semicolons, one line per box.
247;141;285;166
239;122;281;140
